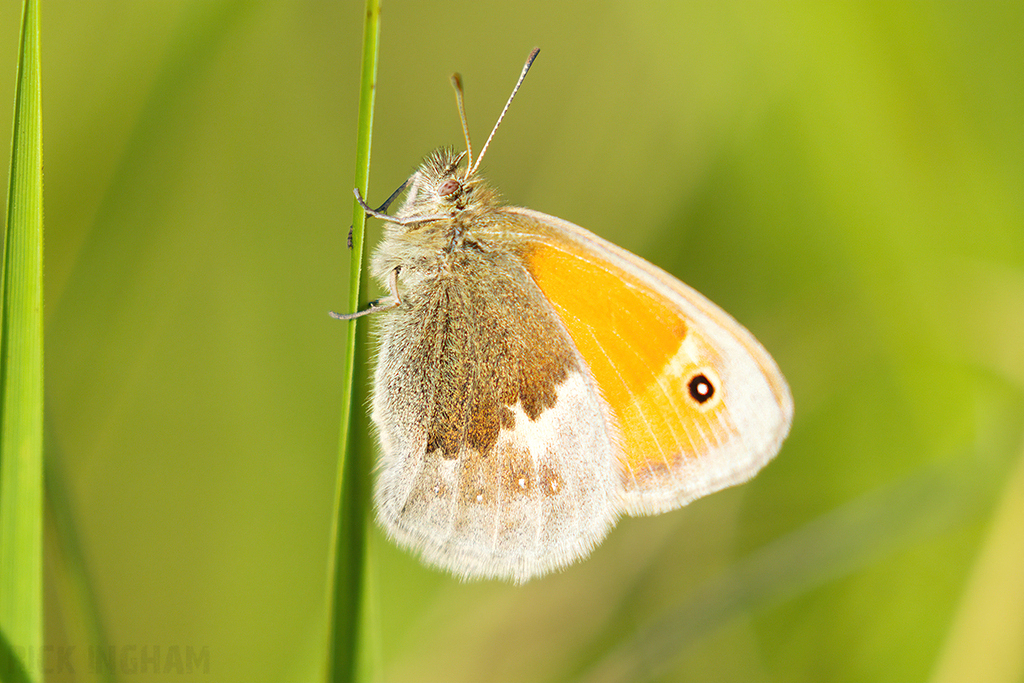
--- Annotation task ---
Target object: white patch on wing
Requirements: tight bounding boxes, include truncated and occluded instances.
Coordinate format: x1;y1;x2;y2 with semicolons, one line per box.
373;368;620;583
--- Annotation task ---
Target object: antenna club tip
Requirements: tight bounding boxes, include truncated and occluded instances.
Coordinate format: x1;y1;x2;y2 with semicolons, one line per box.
466;48;543;177
521;48;540;79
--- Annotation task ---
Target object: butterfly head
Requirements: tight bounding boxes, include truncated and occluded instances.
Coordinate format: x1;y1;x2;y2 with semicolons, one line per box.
392;48;542;228
397;148;499;225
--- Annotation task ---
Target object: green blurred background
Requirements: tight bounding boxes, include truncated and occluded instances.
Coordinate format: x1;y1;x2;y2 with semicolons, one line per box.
2;1;1022;681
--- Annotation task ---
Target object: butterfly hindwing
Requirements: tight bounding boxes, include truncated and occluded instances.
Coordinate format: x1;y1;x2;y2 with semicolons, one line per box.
370;245;619;582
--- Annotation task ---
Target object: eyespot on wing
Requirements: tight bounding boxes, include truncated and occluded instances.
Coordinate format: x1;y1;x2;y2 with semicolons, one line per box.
507;207;793;515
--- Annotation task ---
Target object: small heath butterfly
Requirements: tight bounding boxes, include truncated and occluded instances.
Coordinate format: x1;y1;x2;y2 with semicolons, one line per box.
333;49;792;583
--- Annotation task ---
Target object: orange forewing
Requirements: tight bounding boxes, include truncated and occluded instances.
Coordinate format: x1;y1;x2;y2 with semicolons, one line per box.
524;239;737;486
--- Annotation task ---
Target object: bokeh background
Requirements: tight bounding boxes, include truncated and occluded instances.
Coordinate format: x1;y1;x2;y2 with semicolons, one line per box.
2;1;1021;681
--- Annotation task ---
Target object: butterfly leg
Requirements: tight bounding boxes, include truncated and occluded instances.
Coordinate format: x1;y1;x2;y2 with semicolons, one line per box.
347;180;410;248
353;188;449;226
329;266;403;320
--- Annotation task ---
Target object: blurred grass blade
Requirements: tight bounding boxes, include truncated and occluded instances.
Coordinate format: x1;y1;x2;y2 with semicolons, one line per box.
0;0;44;681
45;435;115;683
571;456;989;683
326;0;381;682
929;437;1024;683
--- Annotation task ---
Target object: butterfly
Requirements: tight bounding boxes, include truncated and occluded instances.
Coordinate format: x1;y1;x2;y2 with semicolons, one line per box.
333;49;792;583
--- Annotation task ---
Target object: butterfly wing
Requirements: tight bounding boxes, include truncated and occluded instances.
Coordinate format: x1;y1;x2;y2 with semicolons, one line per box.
504;207;793;516
370;246;620;583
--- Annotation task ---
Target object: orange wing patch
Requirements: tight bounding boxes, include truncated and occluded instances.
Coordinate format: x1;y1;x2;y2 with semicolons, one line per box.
524;242;738;488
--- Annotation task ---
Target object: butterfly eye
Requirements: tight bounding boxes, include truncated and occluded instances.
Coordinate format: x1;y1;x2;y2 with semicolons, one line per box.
687;371;719;407
438;178;462;200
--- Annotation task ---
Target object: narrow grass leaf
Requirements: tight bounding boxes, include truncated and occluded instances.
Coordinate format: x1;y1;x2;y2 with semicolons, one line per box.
326;1;381;682
0;0;44;681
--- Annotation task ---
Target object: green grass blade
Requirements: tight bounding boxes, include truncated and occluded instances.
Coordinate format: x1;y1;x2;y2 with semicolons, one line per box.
326;0;381;681
0;0;43;681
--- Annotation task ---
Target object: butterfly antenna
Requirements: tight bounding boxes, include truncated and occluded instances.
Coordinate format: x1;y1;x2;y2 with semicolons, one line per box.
468;47;540;177
450;73;474;172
